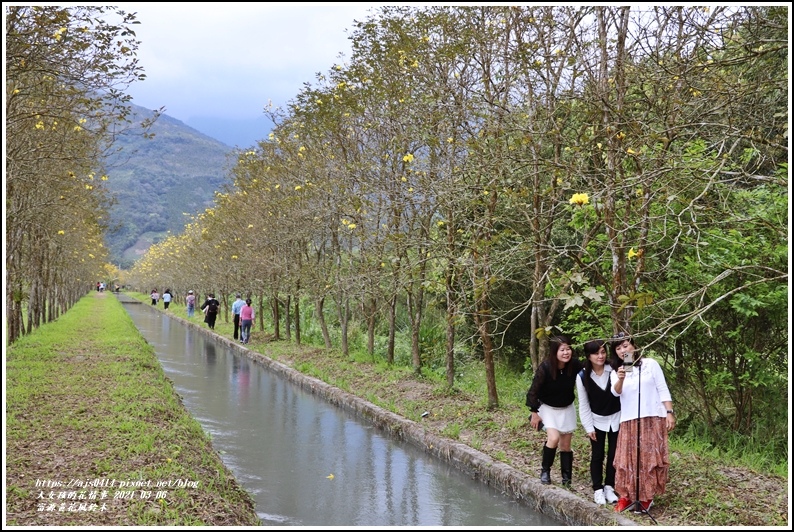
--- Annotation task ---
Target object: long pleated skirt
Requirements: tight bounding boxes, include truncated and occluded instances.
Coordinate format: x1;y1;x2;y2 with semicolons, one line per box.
613;416;669;501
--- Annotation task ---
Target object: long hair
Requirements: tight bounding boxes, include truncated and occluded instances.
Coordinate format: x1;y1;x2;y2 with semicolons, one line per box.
582;339;606;395
547;334;576;380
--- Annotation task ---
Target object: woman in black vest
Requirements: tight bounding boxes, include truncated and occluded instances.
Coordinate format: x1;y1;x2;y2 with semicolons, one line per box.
526;334;583;486
576;339;622;505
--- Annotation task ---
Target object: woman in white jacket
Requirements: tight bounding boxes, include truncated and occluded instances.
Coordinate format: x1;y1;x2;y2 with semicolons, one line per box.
610;332;676;513
576;339;621;505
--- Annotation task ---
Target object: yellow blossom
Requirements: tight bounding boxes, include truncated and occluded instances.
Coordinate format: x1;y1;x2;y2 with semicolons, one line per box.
58;230;65;235
402;153;414;163
569;193;590;206
628;248;638;259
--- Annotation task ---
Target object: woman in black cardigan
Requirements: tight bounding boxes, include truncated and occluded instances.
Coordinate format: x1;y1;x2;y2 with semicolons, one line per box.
526;334;583;486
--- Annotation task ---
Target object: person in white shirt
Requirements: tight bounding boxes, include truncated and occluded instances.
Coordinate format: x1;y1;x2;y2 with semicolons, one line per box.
162;289;173;310
610;332;676;513
231;293;245;341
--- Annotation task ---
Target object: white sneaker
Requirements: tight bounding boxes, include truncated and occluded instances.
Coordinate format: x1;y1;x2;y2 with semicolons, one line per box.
604;485;619;504
594;489;606;505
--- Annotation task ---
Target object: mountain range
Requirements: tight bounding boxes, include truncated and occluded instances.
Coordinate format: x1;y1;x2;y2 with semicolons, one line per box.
104;104;241;268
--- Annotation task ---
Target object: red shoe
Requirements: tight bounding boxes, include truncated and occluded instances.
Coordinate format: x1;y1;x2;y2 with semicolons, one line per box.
639;500;654;512
615;497;633;512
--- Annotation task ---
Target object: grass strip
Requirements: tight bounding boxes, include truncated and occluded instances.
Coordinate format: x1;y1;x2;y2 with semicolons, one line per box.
5;292;261;526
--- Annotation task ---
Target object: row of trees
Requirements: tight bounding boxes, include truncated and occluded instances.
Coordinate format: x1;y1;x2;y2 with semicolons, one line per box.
129;6;785;445
5;6;156;342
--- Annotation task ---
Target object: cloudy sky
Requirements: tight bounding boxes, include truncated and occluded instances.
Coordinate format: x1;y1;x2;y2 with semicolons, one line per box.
115;3;386;146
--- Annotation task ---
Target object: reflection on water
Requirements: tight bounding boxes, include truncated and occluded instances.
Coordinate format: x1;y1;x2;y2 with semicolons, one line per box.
122;301;563;527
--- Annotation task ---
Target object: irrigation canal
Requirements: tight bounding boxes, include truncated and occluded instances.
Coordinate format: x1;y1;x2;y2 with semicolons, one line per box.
119;295;564;526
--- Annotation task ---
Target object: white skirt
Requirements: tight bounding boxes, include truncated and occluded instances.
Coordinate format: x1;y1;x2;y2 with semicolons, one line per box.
539;403;577;434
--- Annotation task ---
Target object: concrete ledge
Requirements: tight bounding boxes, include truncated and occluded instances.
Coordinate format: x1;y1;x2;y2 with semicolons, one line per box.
123;297;636;527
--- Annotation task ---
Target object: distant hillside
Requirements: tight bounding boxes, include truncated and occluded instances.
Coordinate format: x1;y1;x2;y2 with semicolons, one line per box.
103;105;234;268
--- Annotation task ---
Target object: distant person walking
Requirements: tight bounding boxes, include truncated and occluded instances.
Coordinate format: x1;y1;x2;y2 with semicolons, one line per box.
151;289;159;305
201;294;220;330
162;289;173;310
186;290;196;318
239;298;254;344
231;293;245;341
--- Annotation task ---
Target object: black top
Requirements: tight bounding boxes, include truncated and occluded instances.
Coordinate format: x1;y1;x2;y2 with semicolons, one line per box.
525;358;583;412
579;369;621;416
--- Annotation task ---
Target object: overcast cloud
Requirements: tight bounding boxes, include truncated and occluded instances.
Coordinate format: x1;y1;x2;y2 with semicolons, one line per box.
116;3;386;146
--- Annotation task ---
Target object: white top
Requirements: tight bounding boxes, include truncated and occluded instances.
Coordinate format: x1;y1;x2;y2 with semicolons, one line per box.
610;357;672;422
576;366;621;433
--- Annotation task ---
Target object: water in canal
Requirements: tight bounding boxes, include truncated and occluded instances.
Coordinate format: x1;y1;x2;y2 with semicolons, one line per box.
121;300;564;527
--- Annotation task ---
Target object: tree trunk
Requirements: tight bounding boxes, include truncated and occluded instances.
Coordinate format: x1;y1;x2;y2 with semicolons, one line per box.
445;275;457;388
272;292;280;340
294;296;301;346
285;294;292;341
386;294;396;365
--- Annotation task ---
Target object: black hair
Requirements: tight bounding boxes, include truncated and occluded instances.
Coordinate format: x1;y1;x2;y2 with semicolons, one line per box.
581;339;607;395
546;334;576;380
609;332;636;369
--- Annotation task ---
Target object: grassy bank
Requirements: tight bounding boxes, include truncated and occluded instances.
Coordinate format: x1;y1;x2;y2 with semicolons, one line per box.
136;290;788;527
5;292;260;526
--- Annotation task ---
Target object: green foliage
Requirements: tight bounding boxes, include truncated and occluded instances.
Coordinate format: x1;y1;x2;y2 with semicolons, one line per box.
123;6;787;478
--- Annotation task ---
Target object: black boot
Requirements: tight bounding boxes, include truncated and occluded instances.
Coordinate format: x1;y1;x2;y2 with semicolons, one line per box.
540;445;556;485
560;450;573;487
